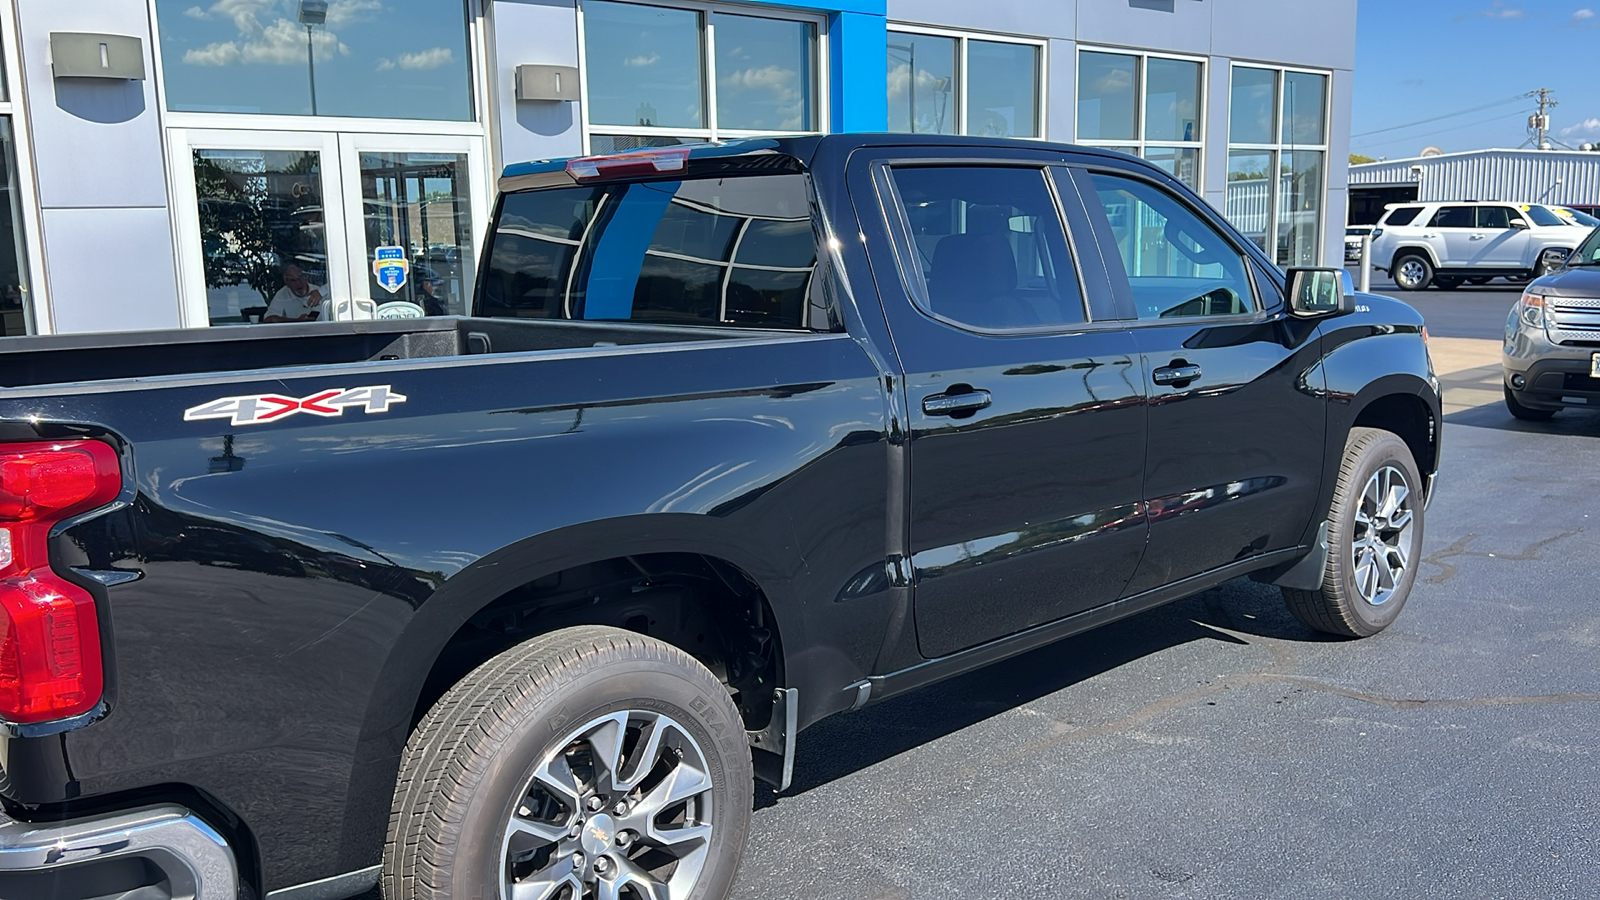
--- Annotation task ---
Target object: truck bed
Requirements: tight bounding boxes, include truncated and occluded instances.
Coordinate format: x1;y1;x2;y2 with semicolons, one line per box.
0;316;758;391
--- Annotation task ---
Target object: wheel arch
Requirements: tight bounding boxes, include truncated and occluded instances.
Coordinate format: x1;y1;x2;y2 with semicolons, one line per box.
1390;245;1441;271
335;513;808;873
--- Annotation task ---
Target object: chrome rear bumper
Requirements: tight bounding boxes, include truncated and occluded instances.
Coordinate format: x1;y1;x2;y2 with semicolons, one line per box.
0;804;237;900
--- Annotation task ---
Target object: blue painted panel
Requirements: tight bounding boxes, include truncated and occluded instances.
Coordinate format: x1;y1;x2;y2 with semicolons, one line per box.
830;10;888;132
581;182;679;320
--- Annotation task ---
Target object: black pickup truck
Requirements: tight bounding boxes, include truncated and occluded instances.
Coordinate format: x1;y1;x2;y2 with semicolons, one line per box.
0;135;1439;900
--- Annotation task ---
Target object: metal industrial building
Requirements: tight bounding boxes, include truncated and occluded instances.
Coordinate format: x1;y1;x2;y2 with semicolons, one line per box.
0;0;1357;337
1348;148;1600;225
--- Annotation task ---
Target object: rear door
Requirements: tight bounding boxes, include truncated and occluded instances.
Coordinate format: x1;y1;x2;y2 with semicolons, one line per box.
854;153;1149;658
1075;167;1327;594
1427;205;1477;266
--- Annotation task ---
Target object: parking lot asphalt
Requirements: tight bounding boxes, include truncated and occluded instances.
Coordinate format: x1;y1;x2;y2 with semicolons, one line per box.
348;284;1600;900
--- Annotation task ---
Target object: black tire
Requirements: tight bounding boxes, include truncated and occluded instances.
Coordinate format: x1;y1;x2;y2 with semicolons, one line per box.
1435;276;1462;290
1391;254;1433;291
1282;428;1424;638
384;625;752;900
1504;385;1556;421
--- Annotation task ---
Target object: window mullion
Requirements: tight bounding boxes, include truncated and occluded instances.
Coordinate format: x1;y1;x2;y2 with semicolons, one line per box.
703;9;718;141
957;35;968;136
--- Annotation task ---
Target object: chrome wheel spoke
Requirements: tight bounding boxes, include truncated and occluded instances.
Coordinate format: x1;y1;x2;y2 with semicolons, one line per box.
601;856;672;900
532;752;584;807
633;760;712;824
583;712;631;789
506;812;570;847
613;715;671;794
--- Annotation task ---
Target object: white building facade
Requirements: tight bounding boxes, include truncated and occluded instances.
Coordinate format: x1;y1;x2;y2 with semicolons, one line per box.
0;0;1357;337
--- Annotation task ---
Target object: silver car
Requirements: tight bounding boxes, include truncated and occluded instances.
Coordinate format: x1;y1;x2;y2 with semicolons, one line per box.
1503;225;1600;419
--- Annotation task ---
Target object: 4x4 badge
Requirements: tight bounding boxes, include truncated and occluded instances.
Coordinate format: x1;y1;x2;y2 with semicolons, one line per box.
184;386;407;427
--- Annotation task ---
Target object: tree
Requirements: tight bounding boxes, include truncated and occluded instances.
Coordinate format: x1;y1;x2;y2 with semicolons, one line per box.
192;151;322;303
1350;153;1377;165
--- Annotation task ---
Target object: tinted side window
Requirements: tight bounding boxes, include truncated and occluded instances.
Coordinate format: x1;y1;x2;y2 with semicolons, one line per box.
1477;206;1516;230
478;174;818;329
1429;206;1474;228
889;166;1084;330
1089;173;1256;320
1383;206;1423;226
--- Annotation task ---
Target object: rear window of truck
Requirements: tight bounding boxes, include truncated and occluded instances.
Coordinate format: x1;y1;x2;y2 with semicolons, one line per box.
477;174;819;329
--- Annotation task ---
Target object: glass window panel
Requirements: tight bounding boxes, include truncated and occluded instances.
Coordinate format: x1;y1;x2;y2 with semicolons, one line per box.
1143;147;1202;191
725;267;809;327
715;14;814;132
155;0;472;120
1077;51;1138;141
648;201;741;262
1145;58;1201;143
735;218;815;268
1224;150;1273;254
357;152;474;316
1277;150;1323;268
967;41;1039;138
1429;206;1474;228
190;148;329;325
1090;173;1256;319
0;119;30;336
1229;66;1277;144
633;256;722;323
584;1;704;129
589;135;695;154
889;166;1084;330
1281;72;1327;145
1477;206;1514;230
481;174;814;328
887;32;957;135
479;187;603;319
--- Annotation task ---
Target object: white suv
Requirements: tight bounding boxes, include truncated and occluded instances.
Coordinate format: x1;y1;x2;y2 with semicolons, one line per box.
1369;201;1583;290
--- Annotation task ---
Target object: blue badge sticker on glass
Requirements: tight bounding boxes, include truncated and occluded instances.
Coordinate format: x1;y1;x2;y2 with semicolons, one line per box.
373;246;409;294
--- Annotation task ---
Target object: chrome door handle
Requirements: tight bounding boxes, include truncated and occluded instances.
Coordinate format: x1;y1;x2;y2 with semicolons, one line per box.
1469;234;1485;240
922;389;992;416
1152;364;1202;386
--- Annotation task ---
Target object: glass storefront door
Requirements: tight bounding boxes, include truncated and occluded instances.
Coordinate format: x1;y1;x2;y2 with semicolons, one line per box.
171;129;486;327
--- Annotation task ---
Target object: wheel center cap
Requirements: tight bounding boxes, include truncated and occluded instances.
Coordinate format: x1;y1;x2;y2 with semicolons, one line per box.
580;813;616;856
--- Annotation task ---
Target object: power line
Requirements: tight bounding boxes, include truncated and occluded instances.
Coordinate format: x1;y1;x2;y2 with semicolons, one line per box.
1351;94;1526;138
1353;110;1527;152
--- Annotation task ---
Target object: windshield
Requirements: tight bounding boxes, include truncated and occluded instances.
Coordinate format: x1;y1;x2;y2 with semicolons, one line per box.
1562;207;1600;228
1520;204;1566;227
1571;227;1600;266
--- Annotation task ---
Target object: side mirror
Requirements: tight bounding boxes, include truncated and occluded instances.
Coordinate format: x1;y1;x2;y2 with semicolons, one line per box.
1285;267;1356;318
1510;219;1529;230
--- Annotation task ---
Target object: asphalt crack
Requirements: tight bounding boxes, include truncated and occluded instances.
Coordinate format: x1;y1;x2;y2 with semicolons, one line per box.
1421;529;1582;584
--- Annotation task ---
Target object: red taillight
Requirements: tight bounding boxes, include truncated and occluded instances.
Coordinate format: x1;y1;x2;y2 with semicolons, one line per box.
565;147;689;182
0;441;119;724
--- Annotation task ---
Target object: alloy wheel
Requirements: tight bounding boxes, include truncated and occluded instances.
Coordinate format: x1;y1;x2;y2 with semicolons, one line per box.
1396;259;1426;288
1350;465;1414;607
502;710;716;900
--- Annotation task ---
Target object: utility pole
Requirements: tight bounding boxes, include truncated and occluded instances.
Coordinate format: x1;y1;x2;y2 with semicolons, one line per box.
1527;87;1557;148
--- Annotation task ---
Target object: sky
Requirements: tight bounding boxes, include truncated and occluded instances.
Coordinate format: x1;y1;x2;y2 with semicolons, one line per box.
1352;0;1600;159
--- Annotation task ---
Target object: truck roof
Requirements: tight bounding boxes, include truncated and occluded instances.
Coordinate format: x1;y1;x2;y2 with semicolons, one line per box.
498;134;1151;192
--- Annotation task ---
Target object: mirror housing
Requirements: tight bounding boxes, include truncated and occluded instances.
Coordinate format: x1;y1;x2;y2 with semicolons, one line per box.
1285;267;1356;318
1510;219;1530;229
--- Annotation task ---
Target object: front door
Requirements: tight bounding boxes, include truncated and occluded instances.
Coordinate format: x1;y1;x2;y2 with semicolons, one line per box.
170;129;488;327
1474;206;1531;267
1427;204;1477;267
858;157;1149;659
1077;168;1327;594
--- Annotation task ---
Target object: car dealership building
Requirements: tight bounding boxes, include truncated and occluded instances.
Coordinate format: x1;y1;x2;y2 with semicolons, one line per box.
0;0;1355;337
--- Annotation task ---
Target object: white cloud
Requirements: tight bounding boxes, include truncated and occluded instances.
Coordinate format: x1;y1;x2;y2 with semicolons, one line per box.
1574;7;1597;22
397;47;452;70
326;0;383;28
183;6;208;19
208;0;277;33
720;65;804;130
240;18;345;65
624;53;660;68
1475;1;1524;17
376;47;453;71
1561;117;1600;138
184;41;243;66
